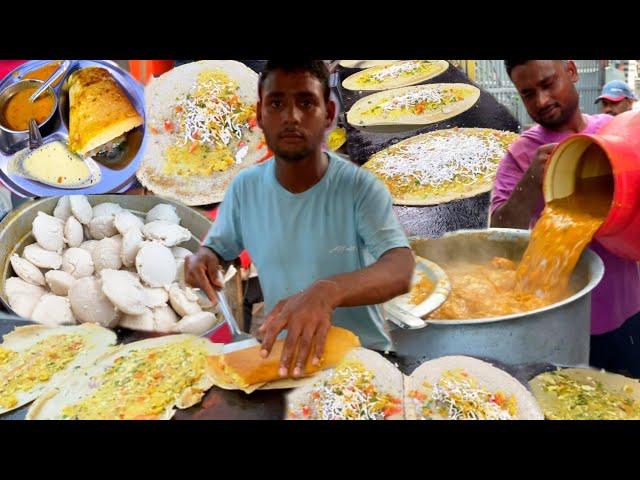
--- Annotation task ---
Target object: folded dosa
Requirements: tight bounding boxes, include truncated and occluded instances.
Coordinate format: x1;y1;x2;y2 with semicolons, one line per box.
68;67;143;156
208;326;360;389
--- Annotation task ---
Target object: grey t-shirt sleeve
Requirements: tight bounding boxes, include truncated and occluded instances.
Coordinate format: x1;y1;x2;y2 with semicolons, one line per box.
202;180;244;261
354;167;410;260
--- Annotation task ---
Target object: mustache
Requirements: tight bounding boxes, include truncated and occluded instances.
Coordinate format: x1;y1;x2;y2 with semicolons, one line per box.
278;129;305;138
538;103;560;116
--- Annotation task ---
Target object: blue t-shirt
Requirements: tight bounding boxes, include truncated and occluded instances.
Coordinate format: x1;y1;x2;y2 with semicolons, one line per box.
203;153;409;350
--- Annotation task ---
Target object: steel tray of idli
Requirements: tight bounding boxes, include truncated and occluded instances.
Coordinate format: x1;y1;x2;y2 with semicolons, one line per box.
0;195;221;335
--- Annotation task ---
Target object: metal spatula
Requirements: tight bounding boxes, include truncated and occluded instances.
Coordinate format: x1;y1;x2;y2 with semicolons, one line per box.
201;270;285;353
200;271;258;350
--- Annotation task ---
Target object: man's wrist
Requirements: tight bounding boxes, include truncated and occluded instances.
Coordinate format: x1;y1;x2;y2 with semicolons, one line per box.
311;279;343;309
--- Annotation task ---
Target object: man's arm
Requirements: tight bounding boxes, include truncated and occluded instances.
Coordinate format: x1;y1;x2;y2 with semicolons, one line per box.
258;247;414;378
259;167;414;377
185;181;244;298
319;247;414;307
490;143;557;228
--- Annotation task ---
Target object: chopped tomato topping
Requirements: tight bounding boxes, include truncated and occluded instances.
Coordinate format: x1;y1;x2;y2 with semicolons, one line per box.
383;405;402;417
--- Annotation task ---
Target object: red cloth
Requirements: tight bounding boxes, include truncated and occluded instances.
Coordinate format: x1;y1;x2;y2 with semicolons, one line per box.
0;60;27;79
207;322;232;344
204;206;251;269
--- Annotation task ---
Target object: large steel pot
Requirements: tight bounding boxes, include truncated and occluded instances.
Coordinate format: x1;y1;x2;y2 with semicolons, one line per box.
389;229;604;371
0;195;215;316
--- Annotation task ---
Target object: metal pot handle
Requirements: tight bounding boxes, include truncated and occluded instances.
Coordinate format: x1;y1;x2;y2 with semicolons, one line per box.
383;302;428;330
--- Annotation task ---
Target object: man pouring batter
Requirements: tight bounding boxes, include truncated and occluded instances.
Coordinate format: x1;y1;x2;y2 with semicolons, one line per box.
185;60;414;378
491;60;640;376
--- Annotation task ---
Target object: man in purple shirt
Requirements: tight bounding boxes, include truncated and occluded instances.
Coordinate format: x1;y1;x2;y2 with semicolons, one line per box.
490;60;640;376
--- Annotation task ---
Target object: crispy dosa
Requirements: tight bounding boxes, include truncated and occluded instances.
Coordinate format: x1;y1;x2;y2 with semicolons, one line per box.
0;324;116;416
27;334;222;420
68;67;143;156
405;356;543;420
208;326;360;392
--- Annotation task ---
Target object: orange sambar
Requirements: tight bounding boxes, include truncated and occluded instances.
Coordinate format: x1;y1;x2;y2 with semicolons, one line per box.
2;86;55;131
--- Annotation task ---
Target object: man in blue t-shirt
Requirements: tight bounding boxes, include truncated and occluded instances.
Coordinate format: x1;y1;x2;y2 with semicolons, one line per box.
185;60;414;379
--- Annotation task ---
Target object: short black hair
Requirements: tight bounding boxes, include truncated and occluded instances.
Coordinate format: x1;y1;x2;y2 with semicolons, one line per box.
258;60;331;102
504;60;531;78
505;60;569;78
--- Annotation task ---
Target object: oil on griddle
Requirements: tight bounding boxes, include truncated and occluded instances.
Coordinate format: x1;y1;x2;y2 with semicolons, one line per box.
336;62;520;238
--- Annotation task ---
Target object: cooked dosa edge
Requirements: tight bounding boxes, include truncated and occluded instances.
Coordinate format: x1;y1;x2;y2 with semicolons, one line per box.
363;128;519;206
530;368;640;420
208;326;360;389
0;324;116;415
68;67;143;156
339;60;397;69
27;335;222;420
342;60;448;91
405;356;543;420
286;348;404;420
430;155;612;320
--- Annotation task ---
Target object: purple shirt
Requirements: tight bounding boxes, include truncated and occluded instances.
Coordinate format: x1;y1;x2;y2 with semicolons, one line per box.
491;114;640;335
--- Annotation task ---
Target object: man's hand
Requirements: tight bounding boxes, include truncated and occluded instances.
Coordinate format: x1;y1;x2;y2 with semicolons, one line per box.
184;246;223;303
258;280;340;378
526;143;558;189
491;143;558;229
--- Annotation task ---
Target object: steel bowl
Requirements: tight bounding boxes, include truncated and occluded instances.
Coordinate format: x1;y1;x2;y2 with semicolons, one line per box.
0;79;58;147
389;228;604;371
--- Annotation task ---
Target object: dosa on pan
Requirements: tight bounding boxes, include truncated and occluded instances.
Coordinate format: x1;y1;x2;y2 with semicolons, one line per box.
138;60;268;206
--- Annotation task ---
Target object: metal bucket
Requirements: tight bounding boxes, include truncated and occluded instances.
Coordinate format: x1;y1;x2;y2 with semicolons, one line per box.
389;228;604;371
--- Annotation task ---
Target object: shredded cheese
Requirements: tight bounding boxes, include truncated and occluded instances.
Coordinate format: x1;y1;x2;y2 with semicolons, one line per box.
292;360;401;420
162;70;256;177
178;72;252;148
381;89;445;112
372;130;513;188
411;369;517;420
368;61;426;81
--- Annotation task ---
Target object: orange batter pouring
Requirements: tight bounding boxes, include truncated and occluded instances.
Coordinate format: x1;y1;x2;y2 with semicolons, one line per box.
515;175;612;302
430;173;612;320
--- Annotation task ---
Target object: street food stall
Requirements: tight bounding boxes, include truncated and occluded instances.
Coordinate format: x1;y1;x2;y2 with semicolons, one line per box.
1;59;639;421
